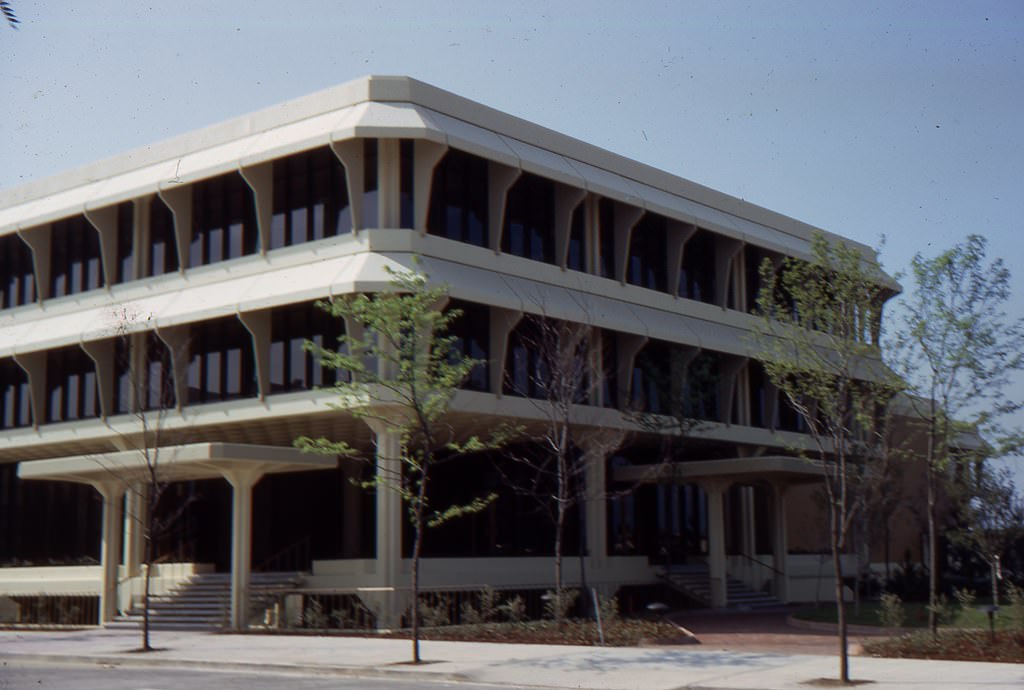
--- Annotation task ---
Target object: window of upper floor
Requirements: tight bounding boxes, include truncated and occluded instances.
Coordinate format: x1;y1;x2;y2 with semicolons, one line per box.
627;213;668;293
185;316;258;404
427;148;488;247
50;216;103;298
680;229;716;304
502;172;554;264
45;345;100;423
447;300;490;392
271;147;352;249
0;358;32;429
567;203;585;272
147;195;180;278
113;334;176;414
189;172;258;268
269;301;346;394
0;234;36;309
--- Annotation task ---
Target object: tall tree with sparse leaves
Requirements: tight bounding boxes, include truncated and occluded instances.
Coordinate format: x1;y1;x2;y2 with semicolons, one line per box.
755;232;901;684
295;267;503;664
893;234;1024;634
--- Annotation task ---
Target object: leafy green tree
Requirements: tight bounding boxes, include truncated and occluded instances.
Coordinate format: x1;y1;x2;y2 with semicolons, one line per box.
755;232;901;683
893;234;1024;633
295;267;502;663
950;461;1023;609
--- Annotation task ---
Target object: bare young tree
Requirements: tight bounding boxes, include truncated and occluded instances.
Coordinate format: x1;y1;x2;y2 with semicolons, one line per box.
501;315;626;624
105;307;193;652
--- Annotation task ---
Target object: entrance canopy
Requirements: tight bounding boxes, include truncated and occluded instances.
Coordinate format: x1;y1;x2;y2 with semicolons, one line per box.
18;442;336;629
16;442;336;486
613;455;824;486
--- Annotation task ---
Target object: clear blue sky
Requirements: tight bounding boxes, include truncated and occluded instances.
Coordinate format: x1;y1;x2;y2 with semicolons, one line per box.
1;1;1022;483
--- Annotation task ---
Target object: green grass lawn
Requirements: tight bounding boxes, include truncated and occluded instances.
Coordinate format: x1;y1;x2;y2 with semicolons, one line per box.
794;600;1021;630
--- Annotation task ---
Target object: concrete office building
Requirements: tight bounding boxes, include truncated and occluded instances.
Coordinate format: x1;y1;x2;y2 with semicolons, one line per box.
0;76;901;629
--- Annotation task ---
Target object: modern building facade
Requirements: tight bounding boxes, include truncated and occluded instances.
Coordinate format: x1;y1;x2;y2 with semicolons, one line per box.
0;76;903;629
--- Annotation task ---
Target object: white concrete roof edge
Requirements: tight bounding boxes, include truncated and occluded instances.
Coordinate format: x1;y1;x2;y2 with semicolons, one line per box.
0;75;881;265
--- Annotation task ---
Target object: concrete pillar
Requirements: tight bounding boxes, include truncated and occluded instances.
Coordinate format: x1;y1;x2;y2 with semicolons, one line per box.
95;482;126;625
703;480;729;608
772;482;790;602
222;467;264;631
373;428;404;627
123;483;146;578
581;444;609;569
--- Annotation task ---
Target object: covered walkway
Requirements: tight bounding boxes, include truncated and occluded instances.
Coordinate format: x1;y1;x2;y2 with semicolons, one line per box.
17;442;335;628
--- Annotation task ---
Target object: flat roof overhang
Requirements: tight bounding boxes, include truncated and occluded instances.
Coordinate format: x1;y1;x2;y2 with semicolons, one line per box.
613;455;824;486
16;442;337;486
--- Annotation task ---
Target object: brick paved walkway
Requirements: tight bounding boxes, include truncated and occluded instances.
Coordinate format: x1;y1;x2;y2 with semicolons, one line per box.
670;609;888;655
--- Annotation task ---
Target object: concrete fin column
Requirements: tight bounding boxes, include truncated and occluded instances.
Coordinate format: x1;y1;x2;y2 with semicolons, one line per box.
93;481;126;624
703;479;729;608
554;185;586;269
238;310;271;401
489;307;523;396
330;139;365;233
772;482;790;602
717;355;746;426
12;351;46;430
377;139;401;229
155;325;191;411
81;339;115;419
158;185;192;273
239;162;273;255
18;225;51;301
133;197;151;280
221;467;265;631
614;205;644;284
488;162;520;252
616;333;648;410
668;221;697;298
84;205;118;290
413;140;447;232
713;237;743;309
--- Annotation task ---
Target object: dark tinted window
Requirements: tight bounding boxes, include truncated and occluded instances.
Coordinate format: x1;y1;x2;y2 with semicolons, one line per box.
0;234;36;309
502;173;554;263
50;216;103;297
190;173;258;268
270;148;351;249
427;149;488;247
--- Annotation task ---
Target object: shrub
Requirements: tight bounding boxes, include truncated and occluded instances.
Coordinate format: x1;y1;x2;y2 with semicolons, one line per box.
418;596;451;628
500;594;526;623
953;587;976;621
1004;584;1024;631
878;592;905;629
304;599;328;629
596;592;619;623
543;589;578;621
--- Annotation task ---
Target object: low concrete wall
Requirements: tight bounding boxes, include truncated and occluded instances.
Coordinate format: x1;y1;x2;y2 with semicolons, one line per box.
0;565;102;595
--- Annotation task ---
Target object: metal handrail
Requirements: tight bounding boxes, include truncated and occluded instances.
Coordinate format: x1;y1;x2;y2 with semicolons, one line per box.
736;552;783;576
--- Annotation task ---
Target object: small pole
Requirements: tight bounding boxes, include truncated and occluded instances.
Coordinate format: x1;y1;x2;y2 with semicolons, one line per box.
591;588;604;646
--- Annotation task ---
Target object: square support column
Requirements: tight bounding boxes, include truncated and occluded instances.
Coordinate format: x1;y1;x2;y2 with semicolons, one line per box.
94;482;126;625
222;467;264;631
702;480;729;608
365;425;405;628
772;482;790;603
123;483;146;578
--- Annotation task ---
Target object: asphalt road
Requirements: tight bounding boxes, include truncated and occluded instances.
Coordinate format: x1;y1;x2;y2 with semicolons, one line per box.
0;660;530;690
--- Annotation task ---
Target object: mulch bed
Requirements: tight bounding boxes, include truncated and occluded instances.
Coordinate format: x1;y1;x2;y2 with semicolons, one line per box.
863;630;1024;664
382;619;691;647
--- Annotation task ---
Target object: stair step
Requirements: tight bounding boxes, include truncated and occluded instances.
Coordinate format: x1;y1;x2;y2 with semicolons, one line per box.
109;571;303;631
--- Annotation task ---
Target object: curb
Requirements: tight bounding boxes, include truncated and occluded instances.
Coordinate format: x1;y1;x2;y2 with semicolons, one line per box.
0;652;473;684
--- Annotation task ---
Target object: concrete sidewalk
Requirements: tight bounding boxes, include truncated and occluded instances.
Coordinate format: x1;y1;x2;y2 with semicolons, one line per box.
0;628;1021;690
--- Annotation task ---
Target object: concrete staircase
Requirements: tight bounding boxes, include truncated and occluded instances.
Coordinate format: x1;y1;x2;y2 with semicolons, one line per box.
660;566;783;610
107;571;304;631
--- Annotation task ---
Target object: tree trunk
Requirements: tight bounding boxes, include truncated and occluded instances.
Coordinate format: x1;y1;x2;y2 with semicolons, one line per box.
927;461;938;636
411;480;427;664
554;497;565;624
832;508;849;683
143;533;152;652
